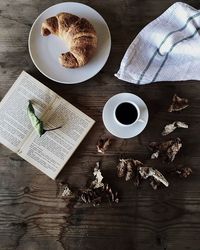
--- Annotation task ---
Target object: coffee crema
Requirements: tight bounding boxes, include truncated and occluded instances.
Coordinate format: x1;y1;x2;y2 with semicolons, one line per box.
115;102;138;125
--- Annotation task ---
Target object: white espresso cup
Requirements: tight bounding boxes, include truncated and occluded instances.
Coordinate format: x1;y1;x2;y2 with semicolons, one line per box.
102;93;149;139
114;101;145;126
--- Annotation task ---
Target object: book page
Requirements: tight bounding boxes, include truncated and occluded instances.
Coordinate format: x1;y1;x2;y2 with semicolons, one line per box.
0;71;56;152
20;96;95;179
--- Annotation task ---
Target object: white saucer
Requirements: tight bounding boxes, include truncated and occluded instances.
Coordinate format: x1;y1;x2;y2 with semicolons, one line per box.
102;93;149;139
28;2;111;84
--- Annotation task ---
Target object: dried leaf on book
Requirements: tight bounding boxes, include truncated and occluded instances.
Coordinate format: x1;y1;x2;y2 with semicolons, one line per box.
27;100;61;136
149;138;182;162
27;101;44;136
168;94;189;112
96;138;111;154
162;121;188;136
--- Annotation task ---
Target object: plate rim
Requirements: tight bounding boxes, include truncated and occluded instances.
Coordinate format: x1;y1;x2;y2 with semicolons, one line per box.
28;2;111;84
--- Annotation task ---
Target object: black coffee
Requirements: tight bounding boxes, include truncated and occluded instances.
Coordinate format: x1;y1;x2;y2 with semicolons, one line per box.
115;102;138;125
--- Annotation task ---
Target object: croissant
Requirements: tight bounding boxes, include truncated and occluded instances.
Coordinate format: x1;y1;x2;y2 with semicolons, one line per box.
41;12;97;68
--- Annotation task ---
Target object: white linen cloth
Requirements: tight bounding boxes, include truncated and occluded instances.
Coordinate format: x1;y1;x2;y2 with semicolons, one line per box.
115;2;200;84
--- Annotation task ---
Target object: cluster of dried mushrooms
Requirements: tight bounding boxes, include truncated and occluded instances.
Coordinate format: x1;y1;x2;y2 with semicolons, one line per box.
161;121;188;136
116;158;169;190
61;162;119;206
116;95;191;190
149;137;182;162
61;94;192;205
151;95;190;162
146;94;192;187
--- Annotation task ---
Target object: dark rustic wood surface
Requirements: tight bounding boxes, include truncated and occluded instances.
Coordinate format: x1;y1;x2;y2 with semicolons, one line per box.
1;0;200;249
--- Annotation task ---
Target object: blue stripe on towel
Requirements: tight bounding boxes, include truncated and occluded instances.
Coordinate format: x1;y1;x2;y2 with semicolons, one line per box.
137;11;200;84
151;27;200;82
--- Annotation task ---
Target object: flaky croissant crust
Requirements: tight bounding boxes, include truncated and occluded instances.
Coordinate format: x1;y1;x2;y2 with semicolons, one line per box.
41;12;97;68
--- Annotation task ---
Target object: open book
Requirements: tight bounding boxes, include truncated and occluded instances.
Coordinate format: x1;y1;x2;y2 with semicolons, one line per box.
0;71;95;179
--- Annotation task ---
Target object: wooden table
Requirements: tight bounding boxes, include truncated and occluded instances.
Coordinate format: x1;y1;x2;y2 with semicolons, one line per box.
0;0;200;249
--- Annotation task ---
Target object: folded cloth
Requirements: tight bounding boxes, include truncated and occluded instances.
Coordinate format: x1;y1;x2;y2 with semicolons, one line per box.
115;2;200;85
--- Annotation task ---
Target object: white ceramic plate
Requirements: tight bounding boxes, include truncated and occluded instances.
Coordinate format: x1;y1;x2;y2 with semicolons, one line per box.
102;93;149;139
28;2;111;84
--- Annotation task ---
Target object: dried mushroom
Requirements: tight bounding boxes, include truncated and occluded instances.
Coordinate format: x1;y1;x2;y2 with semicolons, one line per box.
149;138;182;162
116;158;168;189
117;159;143;184
61;184;74;198
116;159;127;178
139;167;169;187
91;162;104;189
175;167;192;178
126;160;134;181
79;188;101;205
168;94;189;112
162;121;188;136
79;184;119;206
166;138;182;162
96;138;111;154
79;162;119;206
149;178;161;190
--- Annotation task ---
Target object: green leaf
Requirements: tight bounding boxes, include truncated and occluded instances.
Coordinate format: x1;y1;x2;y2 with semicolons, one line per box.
27;101;44;136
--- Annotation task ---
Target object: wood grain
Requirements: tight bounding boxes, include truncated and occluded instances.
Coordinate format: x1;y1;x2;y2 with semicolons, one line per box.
1;0;200;249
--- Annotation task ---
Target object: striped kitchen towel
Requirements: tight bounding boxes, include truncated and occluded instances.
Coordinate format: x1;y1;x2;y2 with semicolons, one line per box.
115;2;200;84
